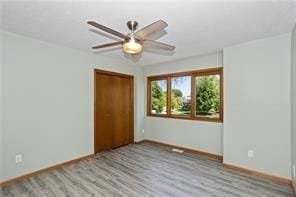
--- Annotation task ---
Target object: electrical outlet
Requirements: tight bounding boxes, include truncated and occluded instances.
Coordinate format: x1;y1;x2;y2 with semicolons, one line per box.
142;129;145;133
15;154;22;163
293;165;296;177
248;150;254;158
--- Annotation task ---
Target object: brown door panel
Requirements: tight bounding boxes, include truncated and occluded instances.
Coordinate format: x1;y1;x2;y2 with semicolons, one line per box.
94;70;134;153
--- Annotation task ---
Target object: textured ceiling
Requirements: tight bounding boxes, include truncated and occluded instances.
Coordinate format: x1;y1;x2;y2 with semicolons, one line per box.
1;0;296;66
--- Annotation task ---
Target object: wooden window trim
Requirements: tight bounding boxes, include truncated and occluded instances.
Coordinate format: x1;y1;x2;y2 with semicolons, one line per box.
147;67;223;123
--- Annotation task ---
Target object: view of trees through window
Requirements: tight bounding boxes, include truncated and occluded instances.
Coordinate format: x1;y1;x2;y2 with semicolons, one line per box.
195;75;220;118
151;80;167;114
148;68;222;122
171;76;191;116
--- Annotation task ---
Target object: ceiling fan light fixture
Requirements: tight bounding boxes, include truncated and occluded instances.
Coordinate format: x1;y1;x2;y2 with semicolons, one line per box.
122;37;142;54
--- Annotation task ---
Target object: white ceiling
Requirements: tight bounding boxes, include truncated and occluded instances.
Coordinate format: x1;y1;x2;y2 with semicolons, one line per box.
1;0;296;66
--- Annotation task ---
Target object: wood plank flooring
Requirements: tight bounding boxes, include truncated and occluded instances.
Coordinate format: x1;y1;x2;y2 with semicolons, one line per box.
1;142;295;197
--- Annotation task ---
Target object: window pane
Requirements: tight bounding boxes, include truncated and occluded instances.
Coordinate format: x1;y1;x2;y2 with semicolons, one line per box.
171;76;191;116
195;75;220;118
151;80;167;114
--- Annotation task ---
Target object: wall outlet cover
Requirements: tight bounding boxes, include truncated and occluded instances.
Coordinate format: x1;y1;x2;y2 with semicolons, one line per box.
15;154;22;163
293;165;296;177
248;150;254;158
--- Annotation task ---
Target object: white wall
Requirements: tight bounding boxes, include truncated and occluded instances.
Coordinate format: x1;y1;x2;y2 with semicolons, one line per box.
135;67;145;142
143;52;223;156
291;24;296;189
223;34;291;179
0;31;138;182
0;29;3;181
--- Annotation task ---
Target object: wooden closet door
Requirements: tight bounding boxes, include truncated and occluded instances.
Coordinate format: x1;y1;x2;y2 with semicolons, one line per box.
94;70;133;154
113;76;132;147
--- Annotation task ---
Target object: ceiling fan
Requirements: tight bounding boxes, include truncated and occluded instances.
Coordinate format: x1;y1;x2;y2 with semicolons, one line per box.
87;20;175;54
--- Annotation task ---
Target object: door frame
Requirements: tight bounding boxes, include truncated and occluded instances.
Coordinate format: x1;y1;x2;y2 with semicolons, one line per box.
94;69;134;154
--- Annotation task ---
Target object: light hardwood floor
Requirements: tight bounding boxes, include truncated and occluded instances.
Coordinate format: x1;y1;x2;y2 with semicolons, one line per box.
1;142;295;197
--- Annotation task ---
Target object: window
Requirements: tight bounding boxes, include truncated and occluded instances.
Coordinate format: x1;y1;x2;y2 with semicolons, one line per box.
150;79;167;115
171;76;191;116
147;67;223;122
195;74;221;119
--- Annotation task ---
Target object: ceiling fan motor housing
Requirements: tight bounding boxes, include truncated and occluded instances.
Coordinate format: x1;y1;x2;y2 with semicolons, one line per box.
127;21;138;32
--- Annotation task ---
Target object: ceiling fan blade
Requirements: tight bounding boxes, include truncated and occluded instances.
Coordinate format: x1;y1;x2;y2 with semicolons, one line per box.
143;40;175;51
87;21;127;39
92;41;123;49
135;20;168;40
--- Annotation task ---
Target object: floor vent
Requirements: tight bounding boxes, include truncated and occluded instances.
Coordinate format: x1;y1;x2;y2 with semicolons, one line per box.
172;148;184;153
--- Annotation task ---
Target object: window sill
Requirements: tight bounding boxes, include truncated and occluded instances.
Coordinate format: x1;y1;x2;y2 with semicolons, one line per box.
147;114;223;123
